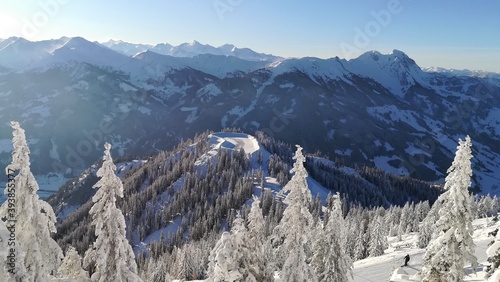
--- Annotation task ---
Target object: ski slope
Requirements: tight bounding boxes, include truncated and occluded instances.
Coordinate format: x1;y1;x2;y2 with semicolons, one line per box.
352;217;497;282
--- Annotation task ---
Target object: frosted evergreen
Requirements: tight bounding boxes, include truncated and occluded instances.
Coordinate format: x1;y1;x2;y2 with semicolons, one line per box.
0;121;63;281
420;135;478;282
84;143;142;282
273;145;318;282
312;193;353;281
58;246;90;281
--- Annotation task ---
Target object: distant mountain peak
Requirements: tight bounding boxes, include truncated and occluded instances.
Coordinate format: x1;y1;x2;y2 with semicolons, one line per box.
189;40;202;46
106;39;125;45
346;50;425;97
99;38;281;62
63;36;93;47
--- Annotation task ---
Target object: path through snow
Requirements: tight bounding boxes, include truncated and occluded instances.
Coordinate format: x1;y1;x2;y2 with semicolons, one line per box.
351;218;497;282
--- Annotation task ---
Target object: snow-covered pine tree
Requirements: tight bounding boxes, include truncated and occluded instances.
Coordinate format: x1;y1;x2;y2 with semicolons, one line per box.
368;214;388;257
246;196;274;281
417;197;444;249
207;216;246;282
486;224;500;281
272;145;318;282
386;206;401;237
58;246;91;281
397;202;412;240
420;135;478;282
414;200;431;231
0;218;29;281
312;193;352;282
0;121;63;281
84;143;142;282
146;253;172;282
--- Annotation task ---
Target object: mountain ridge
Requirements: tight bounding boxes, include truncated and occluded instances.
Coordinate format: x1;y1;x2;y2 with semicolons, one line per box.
0;36;499;196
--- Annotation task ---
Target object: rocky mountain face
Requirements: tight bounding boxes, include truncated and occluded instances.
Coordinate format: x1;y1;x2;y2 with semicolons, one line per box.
0;36;499;194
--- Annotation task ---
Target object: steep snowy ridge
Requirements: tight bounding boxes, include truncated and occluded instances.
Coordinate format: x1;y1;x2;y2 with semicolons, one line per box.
0;37;69;70
133;51;269;78
268;56;349;84
38;37;135;69
1;36;500;195
100;39;154;57
195;132;285;194
102;39;281;62
423;66;500;78
346;50;428;97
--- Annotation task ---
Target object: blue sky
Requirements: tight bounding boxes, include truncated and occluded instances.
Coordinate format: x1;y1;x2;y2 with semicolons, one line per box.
0;0;499;71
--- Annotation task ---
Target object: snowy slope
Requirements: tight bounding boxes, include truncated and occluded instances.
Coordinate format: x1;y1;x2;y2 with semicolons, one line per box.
423;66;500;79
346;50;428;97
132;51;269;78
102;39;281;62
179;217;498;282
37;37;134;69
100;39;154;56
1;36;500;196
0;37;69;69
352;217;497;282
268;56;350;84
135;132;302;252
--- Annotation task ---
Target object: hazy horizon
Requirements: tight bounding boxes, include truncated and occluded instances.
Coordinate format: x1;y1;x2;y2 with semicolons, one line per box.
1;0;499;72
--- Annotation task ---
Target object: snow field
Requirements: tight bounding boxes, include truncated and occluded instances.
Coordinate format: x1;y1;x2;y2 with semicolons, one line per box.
352;218;498;282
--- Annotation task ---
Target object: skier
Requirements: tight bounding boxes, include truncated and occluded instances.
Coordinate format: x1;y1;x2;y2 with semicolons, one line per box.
404;254;410;266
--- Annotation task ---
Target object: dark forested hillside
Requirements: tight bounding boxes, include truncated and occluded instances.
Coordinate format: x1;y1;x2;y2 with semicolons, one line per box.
50;130;443;269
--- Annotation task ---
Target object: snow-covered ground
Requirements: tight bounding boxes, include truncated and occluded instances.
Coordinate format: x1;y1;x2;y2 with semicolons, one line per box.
352;217;497;282
181;217;499;282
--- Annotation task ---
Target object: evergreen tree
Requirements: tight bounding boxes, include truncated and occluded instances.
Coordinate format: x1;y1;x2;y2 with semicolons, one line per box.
487;225;500;281
207;217;246;282
84;143;142;282
398;202;410;239
247;197;274;281
417;198;443;249
368;215;388;257
312;193;352;281
0;121;62;281
148;256;172;282
420;136;478;282
0;218;29;281
272;145;318;282
58;246;91;281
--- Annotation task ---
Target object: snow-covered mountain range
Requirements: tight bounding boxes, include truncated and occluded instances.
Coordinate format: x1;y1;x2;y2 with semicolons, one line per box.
0;36;499;195
101;39;282;62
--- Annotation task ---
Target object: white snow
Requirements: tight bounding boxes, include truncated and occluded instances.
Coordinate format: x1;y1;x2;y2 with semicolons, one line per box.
367;105;427;132
21;104;51;118
65;80;89;91
405;143;432;158
373;155;409;176
196;83;222;101
180;217;499;282
119;82;137;91
184;107;198;123
194;132;260;171
346;50;428;98
138;216;183;251
137;106;152;115
268;57;349;84
482;108;500;136
335;149;352;156
279;83;294;89
306;176;332;203
352;217;497;282
385;142;395;151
